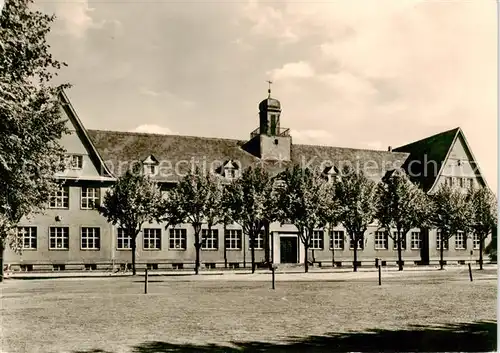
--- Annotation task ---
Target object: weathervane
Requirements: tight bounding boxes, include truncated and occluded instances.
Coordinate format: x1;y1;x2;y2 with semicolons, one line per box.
266;80;273;98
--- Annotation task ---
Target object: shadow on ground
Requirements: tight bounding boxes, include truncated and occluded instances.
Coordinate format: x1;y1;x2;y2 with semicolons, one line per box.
73;320;496;353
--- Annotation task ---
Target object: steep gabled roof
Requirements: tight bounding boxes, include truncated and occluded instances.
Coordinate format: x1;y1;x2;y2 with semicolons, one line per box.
393;127;459;191
87;130;409;183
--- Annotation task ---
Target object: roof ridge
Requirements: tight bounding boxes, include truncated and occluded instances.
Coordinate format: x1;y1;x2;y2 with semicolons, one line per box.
293;142;408;154
394;127;460;151
87;129;245;143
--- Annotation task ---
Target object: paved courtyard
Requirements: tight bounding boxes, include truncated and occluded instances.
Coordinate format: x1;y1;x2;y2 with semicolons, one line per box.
0;267;497;353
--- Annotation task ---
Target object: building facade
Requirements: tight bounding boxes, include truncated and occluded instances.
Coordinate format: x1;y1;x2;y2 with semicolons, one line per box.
4;91;492;271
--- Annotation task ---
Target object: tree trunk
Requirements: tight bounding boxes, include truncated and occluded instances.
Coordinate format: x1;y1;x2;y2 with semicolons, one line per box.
329;226;335;267
0;241;4;283
479;235;484;270
194;231;200;275
439;239;444;270
304;245;309;273
131;236;137;276
264;220;270;268
250;230;256;274
397;229;403;271
353;235;358;272
223;223;227;269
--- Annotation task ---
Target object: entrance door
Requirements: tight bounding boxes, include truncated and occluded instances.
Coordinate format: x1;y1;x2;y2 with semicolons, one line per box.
280;237;298;263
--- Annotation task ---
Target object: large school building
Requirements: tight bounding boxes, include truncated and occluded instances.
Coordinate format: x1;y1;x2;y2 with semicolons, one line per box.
4;90;492;271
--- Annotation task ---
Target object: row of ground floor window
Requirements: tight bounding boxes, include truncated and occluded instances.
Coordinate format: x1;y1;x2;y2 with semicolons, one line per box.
14;225;484;252
5;223;490;272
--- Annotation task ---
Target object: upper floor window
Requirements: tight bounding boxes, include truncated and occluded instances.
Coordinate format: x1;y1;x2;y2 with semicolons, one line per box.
49;186;69;209
69;155;83;169
311;230;324;250
143;155;159;176
18;227;37;250
81;187;100;209
222;160;240;180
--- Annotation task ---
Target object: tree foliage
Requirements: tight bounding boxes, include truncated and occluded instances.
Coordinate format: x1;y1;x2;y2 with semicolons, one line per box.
225;165;274;273
430;184;472;270
160;167;224;275
467;186;497;269
98;170;162;275
0;0;69;281
376;169;429;270
335;165;378;272
274;165;333;273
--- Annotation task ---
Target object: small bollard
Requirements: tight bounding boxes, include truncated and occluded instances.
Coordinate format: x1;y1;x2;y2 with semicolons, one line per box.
378;264;382;286
468;263;473;282
271;263;278;290
144;268;148;294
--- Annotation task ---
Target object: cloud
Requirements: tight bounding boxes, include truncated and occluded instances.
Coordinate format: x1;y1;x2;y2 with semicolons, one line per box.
138;87;196;108
268;61;315;81
131;125;174;135
54;1;97;38
290;129;335;145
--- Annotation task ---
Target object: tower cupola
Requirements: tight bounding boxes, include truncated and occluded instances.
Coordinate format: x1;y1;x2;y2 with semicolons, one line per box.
258;82;282;136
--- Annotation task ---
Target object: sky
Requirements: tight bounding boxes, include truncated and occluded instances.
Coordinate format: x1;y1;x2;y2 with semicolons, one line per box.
30;0;498;190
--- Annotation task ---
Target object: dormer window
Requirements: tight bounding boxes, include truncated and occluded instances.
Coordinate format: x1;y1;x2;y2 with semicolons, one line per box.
142;155;159;177
323;166;338;182
222;160;240;180
61;154;83;170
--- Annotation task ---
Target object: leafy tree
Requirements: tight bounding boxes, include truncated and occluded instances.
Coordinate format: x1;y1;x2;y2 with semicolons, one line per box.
226;166;274;273
467;186;497;269
98;170;162;275
335;165;378;272
160;167;224;275
0;0;69;281
274;165;332;273
376;169;429;271
430;184;472;270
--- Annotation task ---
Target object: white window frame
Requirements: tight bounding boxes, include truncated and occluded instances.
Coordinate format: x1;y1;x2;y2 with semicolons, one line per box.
49;227;69;250
81;187;100;210
117;228;132;250
144;164;158;176
374;231;389;250
349;234;364;250
436;232;449;250
225;229;242;250
330;231;344;250
143;228;161;250
69;154;83;170
81;227;100;250
169;229;187;250
49;186;69;209
18;227;37;250
392;231;407;250
473;233;482;250
201;229;219;250
455;231;466;250
311;230;324;250
410;231;421;250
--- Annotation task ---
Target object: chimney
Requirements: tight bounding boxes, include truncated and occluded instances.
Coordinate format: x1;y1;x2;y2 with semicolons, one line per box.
388;146;392;152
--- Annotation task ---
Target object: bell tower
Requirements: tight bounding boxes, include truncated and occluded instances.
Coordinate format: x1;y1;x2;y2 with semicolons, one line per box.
245;82;292;161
